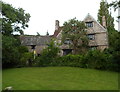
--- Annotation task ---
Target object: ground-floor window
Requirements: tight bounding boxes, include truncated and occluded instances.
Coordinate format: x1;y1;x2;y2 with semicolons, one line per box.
62;49;72;55
89;46;97;50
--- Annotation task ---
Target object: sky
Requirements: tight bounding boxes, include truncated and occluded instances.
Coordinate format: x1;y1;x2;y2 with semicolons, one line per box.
2;0;118;35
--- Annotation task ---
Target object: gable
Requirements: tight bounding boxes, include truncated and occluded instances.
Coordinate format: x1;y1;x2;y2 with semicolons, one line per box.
83;14;107;34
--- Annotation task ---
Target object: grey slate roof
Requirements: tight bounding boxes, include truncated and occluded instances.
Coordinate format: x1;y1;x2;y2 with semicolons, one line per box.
20;35;51;46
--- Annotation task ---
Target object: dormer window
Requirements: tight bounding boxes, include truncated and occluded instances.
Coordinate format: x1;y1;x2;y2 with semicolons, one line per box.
86;22;93;27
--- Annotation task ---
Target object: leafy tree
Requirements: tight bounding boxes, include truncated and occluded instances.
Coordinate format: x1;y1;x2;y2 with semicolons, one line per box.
98;0;118;50
2;35;20;68
109;0;120;11
1;1;30;35
62;18;88;54
20;52;34;67
1;1;30;68
36;39;60;66
98;0;115;30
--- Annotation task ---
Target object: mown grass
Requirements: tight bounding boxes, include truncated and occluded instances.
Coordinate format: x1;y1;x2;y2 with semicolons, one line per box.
2;67;119;90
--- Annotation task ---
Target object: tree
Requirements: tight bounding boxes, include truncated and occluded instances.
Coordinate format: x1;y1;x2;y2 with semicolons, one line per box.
1;1;31;68
98;0;115;30
109;0;120;11
62;18;88;54
37;39;60;66
1;1;30;35
98;0;118;49
109;0;120;32
2;36;20;68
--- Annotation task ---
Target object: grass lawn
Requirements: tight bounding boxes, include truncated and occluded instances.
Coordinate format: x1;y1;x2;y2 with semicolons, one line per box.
2;67;119;90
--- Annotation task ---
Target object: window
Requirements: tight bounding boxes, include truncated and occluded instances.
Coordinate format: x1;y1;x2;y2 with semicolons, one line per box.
31;45;36;49
87;34;95;40
89;46;97;50
64;39;71;44
86;22;93;27
63;49;72;55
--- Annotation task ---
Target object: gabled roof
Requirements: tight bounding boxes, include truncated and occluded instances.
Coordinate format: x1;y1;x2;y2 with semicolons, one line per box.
53;14;107;37
20;35;51;46
83;13;107;31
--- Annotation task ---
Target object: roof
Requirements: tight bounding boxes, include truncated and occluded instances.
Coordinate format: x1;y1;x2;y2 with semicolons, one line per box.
83;13;107;31
53;27;62;37
53;14;107;37
20;35;51;46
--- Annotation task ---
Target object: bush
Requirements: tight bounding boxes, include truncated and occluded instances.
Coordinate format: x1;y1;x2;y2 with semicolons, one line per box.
20;52;34;67
36;39;60;67
83;50;105;69
2;36;20;68
33;43;119;72
52;54;86;68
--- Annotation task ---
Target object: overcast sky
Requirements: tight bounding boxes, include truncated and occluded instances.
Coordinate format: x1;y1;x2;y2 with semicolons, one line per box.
2;0;118;35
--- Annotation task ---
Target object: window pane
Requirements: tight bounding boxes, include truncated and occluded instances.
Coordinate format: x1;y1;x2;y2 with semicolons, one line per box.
86;22;93;27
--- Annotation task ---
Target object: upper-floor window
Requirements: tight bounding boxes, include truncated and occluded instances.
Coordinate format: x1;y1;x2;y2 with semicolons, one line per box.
87;34;95;40
86;22;93;27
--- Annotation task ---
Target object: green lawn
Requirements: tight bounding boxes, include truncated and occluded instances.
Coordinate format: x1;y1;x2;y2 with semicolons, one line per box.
2;67;119;90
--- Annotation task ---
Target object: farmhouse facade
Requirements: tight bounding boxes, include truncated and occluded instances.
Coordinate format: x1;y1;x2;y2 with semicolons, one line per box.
20;14;108;55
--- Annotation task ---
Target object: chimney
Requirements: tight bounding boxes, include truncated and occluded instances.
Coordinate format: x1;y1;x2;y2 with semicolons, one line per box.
55;20;59;30
102;16;106;28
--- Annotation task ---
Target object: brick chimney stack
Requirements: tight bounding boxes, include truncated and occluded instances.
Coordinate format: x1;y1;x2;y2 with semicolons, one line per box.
102;16;106;28
55;20;59;30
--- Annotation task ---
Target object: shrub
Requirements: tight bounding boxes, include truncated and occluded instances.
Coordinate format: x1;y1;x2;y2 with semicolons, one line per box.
20;52;34;67
53;54;85;68
83;50;110;70
37;39;60;66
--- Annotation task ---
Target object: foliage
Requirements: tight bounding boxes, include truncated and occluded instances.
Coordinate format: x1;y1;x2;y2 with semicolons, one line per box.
44;49;119;72
108;31;120;49
1;1;30;35
98;0;120;71
98;0;115;30
83;50;112;70
1;1;31;68
62;18;88;54
2;35;20;68
109;0;120;11
20;52;34;67
36;39;60;66
18;46;29;54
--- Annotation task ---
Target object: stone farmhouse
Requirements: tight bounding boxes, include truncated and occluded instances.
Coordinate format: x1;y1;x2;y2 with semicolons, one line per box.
20;14;108;56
